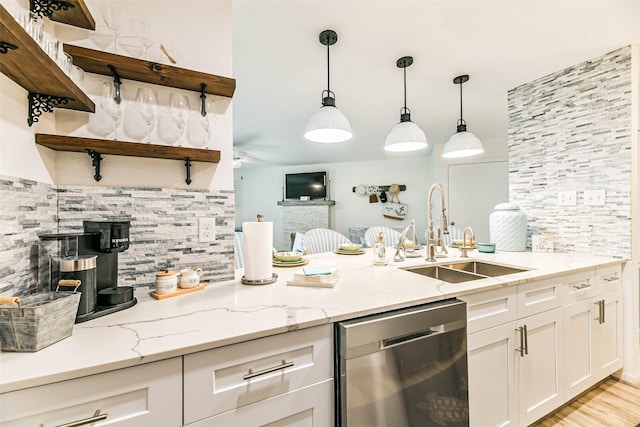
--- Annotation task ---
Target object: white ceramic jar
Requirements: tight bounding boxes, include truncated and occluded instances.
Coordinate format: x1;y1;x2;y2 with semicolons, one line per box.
155;270;179;295
489;203;528;251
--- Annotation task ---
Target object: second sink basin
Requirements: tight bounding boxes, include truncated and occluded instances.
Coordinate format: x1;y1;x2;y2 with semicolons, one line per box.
403;260;529;283
443;261;528;277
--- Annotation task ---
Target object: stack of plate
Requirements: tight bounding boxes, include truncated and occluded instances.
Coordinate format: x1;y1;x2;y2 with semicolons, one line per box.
273;251;308;267
335;243;365;255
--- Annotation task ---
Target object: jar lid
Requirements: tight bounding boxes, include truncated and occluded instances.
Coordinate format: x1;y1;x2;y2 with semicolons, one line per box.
494;202;520;211
156;270;178;278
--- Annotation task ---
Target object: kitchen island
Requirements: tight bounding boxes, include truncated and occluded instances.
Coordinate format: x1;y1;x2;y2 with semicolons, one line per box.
0;249;626;426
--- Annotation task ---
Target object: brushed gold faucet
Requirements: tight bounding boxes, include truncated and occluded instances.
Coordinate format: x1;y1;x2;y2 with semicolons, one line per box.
460;226;476;258
427;184;449;262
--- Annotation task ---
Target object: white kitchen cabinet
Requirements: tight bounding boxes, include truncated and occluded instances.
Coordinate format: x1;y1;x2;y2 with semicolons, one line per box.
0;357;182;427
563;264;623;401
183;324;333;426
467;265;625;427
517;307;564;426
187;379;334;427
564;289;623;400
593;290;623;379
467;320;519;427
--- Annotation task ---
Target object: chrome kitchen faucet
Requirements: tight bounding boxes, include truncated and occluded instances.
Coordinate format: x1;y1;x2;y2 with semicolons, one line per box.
427;183;449;261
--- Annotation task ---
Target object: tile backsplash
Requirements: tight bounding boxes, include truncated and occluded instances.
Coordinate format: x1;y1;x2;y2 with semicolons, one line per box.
508;46;632;258
1;175;235;296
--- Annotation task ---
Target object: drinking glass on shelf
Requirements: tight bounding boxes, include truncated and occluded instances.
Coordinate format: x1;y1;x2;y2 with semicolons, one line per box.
135;88;158;143
18;10;43;43
101;5;125;53
157;107;181;145
187;98;217;148
100;82;122;139
169;93;190;146
122;102;147;142
186;110;209;148
129;19;155;59
87;105;113;138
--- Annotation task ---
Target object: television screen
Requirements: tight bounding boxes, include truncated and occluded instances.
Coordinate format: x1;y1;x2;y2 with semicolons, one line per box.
285;172;327;200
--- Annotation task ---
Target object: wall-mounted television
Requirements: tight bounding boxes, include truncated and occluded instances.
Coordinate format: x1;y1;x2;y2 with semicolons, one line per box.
285;171;327;200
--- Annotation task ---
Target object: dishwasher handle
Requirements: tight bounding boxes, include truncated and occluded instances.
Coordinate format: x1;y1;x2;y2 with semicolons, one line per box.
381;320;466;350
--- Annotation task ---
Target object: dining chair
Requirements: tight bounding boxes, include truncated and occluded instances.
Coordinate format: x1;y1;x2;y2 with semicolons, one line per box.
234;231;244;269
301;228;351;254
364;226;402;248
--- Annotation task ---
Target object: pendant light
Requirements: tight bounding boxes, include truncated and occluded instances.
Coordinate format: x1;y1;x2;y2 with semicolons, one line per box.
384;56;428;152
304;30;352;143
442;74;484;158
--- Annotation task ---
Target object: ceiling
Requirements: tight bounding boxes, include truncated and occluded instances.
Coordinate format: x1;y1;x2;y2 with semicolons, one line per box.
232;0;640;167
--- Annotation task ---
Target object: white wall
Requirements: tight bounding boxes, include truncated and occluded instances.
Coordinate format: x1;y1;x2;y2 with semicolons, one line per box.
235;135;507;250
0;0;233;191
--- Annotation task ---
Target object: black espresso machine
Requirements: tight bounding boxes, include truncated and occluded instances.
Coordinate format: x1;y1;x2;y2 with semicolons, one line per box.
40;221;136;323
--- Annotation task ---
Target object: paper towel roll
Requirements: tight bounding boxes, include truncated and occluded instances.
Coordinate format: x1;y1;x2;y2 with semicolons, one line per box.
242;221;273;280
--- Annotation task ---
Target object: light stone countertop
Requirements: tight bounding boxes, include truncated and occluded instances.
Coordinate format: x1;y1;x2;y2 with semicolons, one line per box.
0;248;624;393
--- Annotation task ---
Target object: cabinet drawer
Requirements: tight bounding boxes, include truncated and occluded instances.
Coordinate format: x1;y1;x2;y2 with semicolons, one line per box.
0;358;182;427
183;324;333;424
517;276;565;318
563;269;597;303
594;264;623;295
186;379;334;427
459;286;517;333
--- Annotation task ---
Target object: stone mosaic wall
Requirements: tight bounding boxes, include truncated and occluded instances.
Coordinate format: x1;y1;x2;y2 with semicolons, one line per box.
507;46;632;257
0;175;235;296
0;177;57;296
280;204;331;251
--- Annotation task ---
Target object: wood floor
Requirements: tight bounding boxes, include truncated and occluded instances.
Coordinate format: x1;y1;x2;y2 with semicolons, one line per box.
534;378;640;426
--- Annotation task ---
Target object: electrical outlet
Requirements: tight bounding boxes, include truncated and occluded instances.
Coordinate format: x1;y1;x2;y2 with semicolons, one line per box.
557;191;577;206
198;217;216;243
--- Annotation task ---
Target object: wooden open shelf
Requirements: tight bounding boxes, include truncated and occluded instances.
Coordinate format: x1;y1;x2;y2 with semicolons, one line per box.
64;44;236;98
0;4;94;113
35;134;221;163
46;0;95;30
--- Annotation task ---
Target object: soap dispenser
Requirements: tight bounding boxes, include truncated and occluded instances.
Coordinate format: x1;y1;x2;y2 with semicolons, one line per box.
373;232;387;265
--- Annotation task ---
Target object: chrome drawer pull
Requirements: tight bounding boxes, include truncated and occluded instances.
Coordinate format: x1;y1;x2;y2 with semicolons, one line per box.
523;324;528;355
56;410;107;427
603;275;619;282
243;360;294;381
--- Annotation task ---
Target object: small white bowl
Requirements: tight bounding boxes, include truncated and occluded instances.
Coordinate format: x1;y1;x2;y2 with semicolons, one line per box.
339;243;362;251
274;251;303;262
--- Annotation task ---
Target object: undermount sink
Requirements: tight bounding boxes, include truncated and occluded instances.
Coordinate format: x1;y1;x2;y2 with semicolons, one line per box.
443;261;528;277
403;260;529;283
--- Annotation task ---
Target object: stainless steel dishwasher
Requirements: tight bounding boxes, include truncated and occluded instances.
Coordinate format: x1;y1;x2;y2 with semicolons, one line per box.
336;299;469;427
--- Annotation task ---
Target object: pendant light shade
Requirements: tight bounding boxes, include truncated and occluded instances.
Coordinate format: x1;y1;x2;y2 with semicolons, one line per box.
305;30;352;143
442;74;484;159
384;56;428;152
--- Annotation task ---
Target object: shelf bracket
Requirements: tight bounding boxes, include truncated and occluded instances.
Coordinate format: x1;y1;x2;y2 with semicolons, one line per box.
107;65;122;104
86;149;103;182
200;83;207;117
28;93;70;127
0;42;18;54
30;0;75;19
185;157;192;185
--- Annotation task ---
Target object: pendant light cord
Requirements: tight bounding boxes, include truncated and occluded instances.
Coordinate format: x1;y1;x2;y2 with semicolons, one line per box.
403;66;407;113
326;42;330;94
459;81;463;124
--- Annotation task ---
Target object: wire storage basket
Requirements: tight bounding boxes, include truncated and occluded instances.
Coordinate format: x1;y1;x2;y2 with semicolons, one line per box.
0;292;81;352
